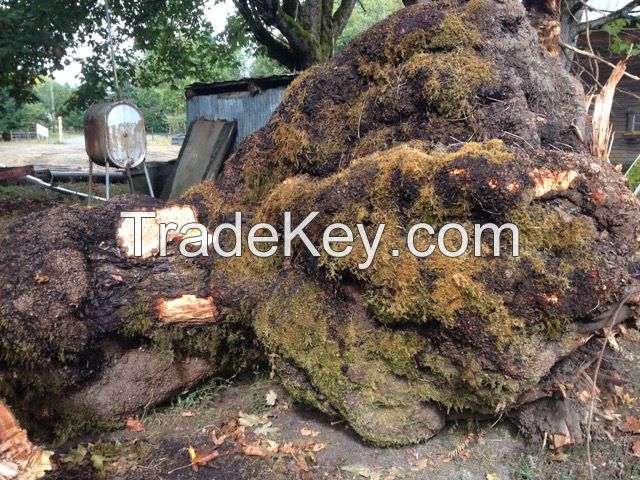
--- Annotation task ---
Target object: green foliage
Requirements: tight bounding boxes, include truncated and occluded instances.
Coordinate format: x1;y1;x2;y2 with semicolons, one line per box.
1;0;240;103
136;28;242;88
602;18;640;55
249;55;289;77
0;87;24;135
625;159;640;191
0;79;88;135
0;0;91;103
132;83;188;134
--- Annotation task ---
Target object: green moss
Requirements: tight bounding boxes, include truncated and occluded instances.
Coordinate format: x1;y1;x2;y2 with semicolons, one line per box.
405;50;496;117
385;30;431;64
430;14;481;50
120;293;209;358
120;293;153;338
182;181;225;219
254;278;541;445
509;206;597;273
54;408;123;446
535;314;570;341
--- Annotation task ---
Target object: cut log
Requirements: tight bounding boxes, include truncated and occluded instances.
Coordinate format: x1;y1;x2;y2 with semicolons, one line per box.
0;0;639;448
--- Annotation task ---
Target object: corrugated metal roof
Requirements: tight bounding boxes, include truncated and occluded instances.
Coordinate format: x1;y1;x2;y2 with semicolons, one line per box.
185;74;297;99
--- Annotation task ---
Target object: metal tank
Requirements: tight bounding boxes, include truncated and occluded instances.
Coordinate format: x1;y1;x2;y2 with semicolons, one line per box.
84;101;147;169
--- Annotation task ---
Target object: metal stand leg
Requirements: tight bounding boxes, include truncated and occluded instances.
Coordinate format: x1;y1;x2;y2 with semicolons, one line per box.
105;163;111;201
125;165;135;194
88;160;93;206
143;162;155;198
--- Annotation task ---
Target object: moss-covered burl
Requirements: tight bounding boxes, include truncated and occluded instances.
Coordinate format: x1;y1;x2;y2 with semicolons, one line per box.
1;0;639;447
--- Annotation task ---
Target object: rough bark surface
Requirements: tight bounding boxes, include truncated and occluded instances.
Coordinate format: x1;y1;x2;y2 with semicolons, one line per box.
1;0;639;448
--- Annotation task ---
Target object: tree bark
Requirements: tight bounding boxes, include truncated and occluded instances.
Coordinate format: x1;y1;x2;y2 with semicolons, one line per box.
1;0;639;450
232;0;357;70
0;198;263;436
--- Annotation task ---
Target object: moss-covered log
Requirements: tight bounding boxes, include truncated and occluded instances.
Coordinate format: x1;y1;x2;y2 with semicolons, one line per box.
1;0;639;448
0;197;262;439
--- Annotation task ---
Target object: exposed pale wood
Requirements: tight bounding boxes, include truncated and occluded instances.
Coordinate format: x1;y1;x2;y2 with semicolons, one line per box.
155;295;219;325
0;402;52;480
116;204;200;258
528;168;579;198
590;60;628;162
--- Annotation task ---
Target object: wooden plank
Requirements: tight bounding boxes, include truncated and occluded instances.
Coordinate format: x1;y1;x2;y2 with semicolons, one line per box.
0;166;34;182
162;119;237;200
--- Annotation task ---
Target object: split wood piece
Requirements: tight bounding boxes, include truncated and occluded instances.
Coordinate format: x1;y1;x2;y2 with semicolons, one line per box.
156;295;219;325
0;402;52;480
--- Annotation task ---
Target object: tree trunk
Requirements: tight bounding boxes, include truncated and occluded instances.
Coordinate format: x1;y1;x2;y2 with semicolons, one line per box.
1;0;639;451
0;197;262;437
232;0;357;71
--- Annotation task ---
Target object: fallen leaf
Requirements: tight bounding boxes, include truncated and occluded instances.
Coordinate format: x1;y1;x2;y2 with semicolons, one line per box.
302;441;326;453
211;433;227;446
35;273;49;284
59;445;88;465
549;452;569;462
300;427;320;437
254;422;279;437
188;445;197;461
265;390;278;406
238;411;268;427
341;464;381;480
191;449;220;471
91;454;106;471
181;411;194;417
125;417;145;433
486;474;502;480
410;458;430;471
242;443;277;457
620;416;640;434
281;442;296;455
632;440;640;457
111;274;123;283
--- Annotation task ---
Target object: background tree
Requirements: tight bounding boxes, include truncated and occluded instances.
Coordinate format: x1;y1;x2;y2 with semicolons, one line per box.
0;0;232;104
230;0;359;70
520;1;640;61
335;0;402;50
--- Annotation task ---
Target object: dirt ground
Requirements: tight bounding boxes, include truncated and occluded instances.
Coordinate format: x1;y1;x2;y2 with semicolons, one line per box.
0;136;180;171
1;186;639;480
46;336;640;480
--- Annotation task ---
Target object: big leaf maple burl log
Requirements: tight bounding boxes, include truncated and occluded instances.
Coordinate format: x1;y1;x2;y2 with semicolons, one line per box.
0;0;639;447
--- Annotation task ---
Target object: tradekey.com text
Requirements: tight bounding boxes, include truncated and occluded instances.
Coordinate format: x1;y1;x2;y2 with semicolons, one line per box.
121;211;520;269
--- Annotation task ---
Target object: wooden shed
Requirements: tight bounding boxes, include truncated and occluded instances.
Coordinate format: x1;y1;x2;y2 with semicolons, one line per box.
185;74;297;152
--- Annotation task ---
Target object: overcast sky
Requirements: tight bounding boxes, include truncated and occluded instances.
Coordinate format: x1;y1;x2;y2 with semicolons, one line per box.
52;0;235;86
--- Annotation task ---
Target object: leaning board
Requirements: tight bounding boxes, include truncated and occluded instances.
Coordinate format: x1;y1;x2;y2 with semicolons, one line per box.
163;119;237;200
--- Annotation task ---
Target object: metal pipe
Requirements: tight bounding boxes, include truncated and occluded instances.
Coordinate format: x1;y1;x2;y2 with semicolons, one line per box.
38;170;126;182
106;163;111;200
143;162;155;198
88;158;93;206
0;162;106;201
23;174;106;201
